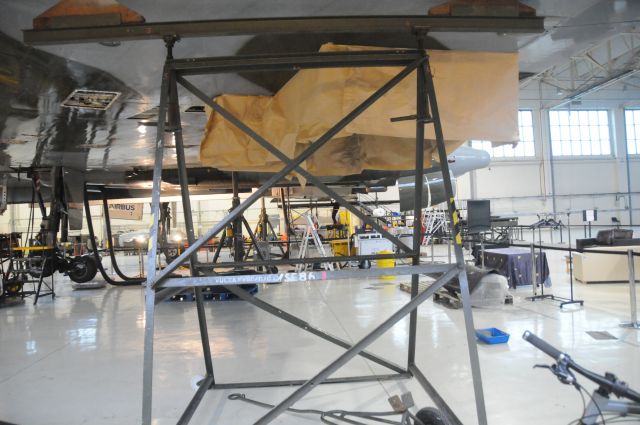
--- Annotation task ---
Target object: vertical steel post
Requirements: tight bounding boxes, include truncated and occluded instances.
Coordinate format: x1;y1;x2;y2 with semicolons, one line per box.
280;188;291;258
423;55;488;425
620;249;640;329
231;172;244;262
259;197;268;241
531;242;537;295
211;231;226;264
407;38;426;367
567;213;574;299
142;38;172;425
169;67;215;380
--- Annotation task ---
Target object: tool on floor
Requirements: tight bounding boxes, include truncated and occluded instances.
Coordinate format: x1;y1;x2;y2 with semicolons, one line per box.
227;392;444;425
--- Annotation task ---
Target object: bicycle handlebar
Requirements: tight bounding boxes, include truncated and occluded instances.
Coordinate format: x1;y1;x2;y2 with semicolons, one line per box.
523;331;640;403
522;330;563;360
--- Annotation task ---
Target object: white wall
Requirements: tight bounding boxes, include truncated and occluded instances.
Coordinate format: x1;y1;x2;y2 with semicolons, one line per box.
461;80;640;228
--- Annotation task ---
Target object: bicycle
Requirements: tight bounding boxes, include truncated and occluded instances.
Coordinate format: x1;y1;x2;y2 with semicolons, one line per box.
523;330;640;424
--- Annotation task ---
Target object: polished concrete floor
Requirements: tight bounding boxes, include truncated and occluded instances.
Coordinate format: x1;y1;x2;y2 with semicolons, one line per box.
1;248;639;425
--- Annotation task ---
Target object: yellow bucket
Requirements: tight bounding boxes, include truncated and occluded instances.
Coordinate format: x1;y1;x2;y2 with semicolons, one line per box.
377;250;395;280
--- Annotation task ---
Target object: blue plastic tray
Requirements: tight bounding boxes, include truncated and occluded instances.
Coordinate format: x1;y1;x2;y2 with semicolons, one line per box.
475;327;510;344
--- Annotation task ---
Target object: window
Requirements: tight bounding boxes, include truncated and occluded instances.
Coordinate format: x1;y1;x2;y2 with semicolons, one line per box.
548;110;611;157
624;109;640;155
471;110;535;158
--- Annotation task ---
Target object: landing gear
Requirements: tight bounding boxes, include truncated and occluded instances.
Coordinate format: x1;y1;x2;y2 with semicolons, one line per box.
162;246;179;264
67;255;98;284
29;250;99;284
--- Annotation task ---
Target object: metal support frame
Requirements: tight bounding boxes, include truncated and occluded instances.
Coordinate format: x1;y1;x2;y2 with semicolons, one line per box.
142;42;486;425
33;257;54;305
23;15;544;46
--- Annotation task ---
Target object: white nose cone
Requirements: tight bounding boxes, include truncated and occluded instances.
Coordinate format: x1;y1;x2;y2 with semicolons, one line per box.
447;145;491;177
478;148;491;168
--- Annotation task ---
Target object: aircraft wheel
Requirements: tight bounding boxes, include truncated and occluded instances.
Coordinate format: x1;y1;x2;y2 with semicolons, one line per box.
163;246;179;264
68;256;98;283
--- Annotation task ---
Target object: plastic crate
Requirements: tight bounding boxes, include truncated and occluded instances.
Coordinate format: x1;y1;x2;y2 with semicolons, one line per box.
330;240;351;257
475;327;510;344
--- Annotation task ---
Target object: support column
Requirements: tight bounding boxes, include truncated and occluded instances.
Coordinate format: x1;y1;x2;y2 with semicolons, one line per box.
231;172;244;263
407;34;426;368
423;57;488;425
142;39;172;425
168;60;215;381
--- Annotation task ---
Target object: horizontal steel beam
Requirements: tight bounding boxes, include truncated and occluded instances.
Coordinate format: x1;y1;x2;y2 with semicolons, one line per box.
170;50;419;75
211;373;409;390
160;264;454;288
194;252;415;270
23;15;545;45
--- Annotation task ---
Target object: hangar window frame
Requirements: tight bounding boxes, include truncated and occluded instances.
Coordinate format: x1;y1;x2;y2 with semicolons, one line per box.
470;109;536;159
624;109;640;156
548;109;613;158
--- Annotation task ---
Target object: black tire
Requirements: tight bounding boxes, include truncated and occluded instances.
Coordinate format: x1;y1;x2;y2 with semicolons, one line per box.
68;256;98;283
358;260;371;269
414;407;446;425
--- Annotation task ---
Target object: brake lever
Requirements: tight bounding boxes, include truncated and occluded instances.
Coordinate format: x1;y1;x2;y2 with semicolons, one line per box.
534;364;552;370
534;363;577;386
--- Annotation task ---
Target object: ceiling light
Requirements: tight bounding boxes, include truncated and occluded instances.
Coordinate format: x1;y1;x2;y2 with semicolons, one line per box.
61;89;121;111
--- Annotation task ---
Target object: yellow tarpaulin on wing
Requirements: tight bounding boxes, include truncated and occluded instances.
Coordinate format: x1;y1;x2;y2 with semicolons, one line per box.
200;44;519;176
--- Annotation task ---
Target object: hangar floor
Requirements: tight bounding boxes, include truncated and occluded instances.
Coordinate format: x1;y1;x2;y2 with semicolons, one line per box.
1;247;639;425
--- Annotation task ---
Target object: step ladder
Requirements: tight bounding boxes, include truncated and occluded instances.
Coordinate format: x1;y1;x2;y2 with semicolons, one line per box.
421;209;449;246
295;215;334;272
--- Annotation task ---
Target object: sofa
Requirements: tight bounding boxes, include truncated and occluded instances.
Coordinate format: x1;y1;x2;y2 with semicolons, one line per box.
574;229;640;283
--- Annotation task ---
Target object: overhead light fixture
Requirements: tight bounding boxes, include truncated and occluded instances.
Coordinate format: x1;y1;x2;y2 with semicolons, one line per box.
61;89;121;111
128;107;158;120
137;124;147;134
556;88;564;96
185;106;205;113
